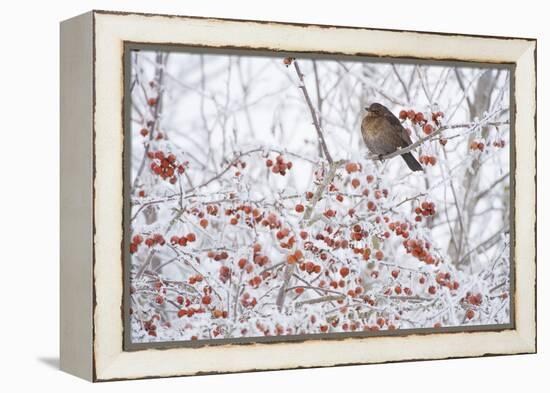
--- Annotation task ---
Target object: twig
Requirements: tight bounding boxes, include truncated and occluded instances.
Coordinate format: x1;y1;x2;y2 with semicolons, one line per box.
457;226;509;266
293;60;333;164
392;64;411;104
296;295;345;307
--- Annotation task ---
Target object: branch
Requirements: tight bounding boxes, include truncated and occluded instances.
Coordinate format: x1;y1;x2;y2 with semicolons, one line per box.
303;160;345;224
132;53;166;193
296;294;345;306
392;64;411;104
293;60;333;164
457;226;509;266
371;116;508;162
275;158;345;312
472;172;510;203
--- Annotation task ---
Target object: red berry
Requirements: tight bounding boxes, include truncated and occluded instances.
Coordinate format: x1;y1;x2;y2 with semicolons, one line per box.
415;112;425;123
340;267;350;277
295;204;305;213
422;124;433;134
345;162;359;173
465;309;475;320
202;295;212;305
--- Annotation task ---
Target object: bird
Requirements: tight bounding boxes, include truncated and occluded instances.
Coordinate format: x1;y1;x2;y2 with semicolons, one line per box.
361;102;423;172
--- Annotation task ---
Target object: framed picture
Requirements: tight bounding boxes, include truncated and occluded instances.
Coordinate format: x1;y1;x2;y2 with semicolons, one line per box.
60;10;536;381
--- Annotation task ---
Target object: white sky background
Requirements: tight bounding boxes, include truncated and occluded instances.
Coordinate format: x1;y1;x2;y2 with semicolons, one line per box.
129;49;511;342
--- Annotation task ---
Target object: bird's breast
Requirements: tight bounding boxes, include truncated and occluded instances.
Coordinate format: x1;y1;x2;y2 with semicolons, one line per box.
361;115;386;139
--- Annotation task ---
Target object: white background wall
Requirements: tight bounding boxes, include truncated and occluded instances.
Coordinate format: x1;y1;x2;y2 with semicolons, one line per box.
0;0;545;391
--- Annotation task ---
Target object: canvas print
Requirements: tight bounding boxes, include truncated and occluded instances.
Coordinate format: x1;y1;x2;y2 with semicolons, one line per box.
126;48;512;345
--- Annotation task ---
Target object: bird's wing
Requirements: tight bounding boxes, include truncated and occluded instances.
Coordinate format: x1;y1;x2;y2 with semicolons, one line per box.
383;111;413;146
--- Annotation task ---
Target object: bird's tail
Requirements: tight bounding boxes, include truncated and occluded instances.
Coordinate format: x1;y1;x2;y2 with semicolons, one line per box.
401;152;423;172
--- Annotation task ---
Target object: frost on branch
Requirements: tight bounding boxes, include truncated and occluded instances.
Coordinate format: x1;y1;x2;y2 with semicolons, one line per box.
128;52;511;343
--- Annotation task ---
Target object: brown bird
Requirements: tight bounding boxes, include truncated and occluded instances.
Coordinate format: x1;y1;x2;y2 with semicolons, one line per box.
361;103;423;172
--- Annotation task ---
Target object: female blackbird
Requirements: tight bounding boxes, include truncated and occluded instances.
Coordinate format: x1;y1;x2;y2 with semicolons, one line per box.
361;103;423;172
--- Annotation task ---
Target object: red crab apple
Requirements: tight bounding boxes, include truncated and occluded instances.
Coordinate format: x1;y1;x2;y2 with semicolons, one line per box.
345;162;359;173
339;267;350;277
423;124;433;134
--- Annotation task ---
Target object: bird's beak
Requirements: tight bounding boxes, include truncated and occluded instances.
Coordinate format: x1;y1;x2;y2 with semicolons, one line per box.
364;107;370;112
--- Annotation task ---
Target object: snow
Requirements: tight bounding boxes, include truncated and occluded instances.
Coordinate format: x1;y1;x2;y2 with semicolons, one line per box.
128;50;511;344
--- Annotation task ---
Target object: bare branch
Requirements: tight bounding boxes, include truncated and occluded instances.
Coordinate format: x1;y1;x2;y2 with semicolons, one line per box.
292;60;333;164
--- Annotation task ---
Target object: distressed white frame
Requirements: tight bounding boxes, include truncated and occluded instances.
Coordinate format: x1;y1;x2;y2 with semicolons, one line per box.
60;10;536;381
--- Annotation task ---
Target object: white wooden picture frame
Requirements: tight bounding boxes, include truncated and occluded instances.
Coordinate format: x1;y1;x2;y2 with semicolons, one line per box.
60;10;536;381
